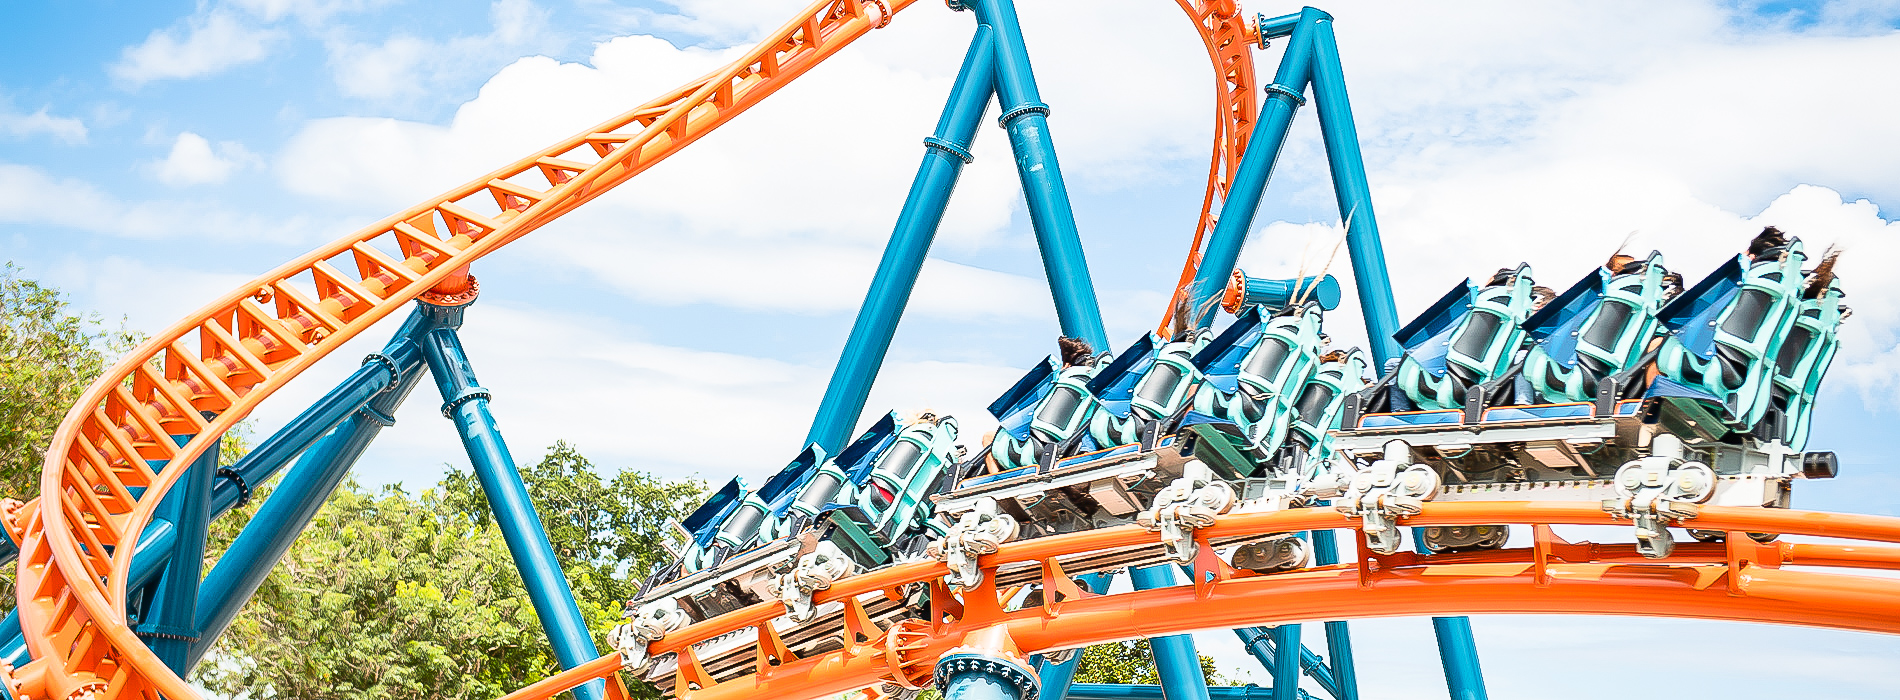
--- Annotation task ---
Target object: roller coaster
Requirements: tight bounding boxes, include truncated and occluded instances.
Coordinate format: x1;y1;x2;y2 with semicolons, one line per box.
2;1;1894;700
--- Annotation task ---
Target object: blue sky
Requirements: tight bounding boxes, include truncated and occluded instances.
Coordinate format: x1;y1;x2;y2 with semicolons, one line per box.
4;0;1900;697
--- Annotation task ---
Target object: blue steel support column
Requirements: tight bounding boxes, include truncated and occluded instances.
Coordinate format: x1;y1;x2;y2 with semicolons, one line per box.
1033;571;1115;700
1185;9;1327;325
1414;530;1487;700
1128;564;1210;700
1268;624;1303;700
420;306;604;700
803;26;998;453
1068;685;1283;700
1307;17;1401;363
937;649;1040;700
1308;530;1359;700
968;0;1107;350
186;309;440;670
136;433;217;673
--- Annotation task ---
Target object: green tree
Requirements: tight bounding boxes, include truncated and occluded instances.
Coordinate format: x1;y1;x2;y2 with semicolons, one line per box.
199;442;703;700
0;263;137;499
1072;639;1225;685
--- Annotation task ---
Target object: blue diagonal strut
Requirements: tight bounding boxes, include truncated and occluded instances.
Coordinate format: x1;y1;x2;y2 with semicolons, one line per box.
419;301;605;700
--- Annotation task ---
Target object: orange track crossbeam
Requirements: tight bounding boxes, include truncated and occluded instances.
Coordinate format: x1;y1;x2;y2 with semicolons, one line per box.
496;503;1900;700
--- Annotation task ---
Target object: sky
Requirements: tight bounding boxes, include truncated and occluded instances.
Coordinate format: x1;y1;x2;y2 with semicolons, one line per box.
4;0;1900;697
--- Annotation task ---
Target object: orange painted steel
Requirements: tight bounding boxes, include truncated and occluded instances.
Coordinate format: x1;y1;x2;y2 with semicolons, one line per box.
1160;0;1261;333
0;1;1281;698
4;1;912;697
494;503;1900;700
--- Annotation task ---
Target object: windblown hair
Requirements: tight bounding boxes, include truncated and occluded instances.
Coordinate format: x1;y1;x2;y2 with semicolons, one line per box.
1058;336;1095;367
1804;245;1843;300
1748;226;1789;259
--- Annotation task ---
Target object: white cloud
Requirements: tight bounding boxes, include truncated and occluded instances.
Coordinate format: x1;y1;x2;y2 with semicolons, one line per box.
226;0;396;25
149;132;262;186
0;107;87;144
110;10;282;85
326;0;557;102
0;162;316;240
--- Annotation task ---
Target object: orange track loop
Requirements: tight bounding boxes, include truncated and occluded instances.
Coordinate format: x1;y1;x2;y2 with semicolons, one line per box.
497;503;1900;700
9;1;909;698
1160;0;1259;333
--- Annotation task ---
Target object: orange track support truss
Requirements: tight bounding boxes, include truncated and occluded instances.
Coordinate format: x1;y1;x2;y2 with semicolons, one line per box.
501;503;1900;700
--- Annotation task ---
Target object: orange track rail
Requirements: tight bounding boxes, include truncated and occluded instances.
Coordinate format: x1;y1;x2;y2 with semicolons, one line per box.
1159;0;1260;333
500;503;1900;700
0;2;1269;699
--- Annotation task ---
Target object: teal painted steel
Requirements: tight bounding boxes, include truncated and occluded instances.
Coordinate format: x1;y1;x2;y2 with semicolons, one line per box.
803;26;998;453
1067;685;1302;700
1431;617;1488;700
1309;530;1359;700
421;315;604;700
1033;572;1115;700
1185;8;1325;327
1415;528;1488;700
185;307;439;670
939;652;1040;700
968;0;1108;350
1129;564;1211;700
1231;626;1338;699
1308;18;1402;364
1269;625;1302;700
136;435;217;673
1235;274;1342;311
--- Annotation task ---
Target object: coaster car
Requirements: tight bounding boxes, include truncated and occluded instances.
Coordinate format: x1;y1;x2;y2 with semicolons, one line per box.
1653;240;1807;434
1191;303;1326;460
1766;270;1844;450
1522;252;1672;403
1393;264;1539;410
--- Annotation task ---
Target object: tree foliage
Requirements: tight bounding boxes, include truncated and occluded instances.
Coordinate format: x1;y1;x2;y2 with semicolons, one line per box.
199;442;703;700
0;262;137;499
1072;638;1225;686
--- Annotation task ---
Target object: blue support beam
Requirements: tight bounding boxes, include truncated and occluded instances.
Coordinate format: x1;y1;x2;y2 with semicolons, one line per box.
135;434;218;674
803;25;998;454
1033;572;1115;700
1185;8;1327;326
185;307;441;670
1269;625;1303;700
419;304;603;700
1067;685;1305;700
1231;627;1337;700
1307;16;1402;364
1308;530;1359;700
1129;564;1210;700
939;651;1041;700
1414;528;1487;700
968;0;1107;350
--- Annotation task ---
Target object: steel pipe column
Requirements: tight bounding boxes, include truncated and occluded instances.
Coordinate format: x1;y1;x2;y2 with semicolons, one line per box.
1033;572;1116;700
938;651;1041;700
1185;9;1327;326
1129;564;1211;700
185;306;443;669
803;26;999;453
1308;529;1358;700
1414;529;1487;700
967;0;1107;350
135;435;217;673
1307;17;1401;363
1068;685;1284;700
420;303;604;700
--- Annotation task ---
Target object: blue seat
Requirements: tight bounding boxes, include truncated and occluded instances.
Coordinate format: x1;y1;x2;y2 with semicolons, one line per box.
1394;264;1539;410
1522;252;1673;403
1654;242;1808;431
